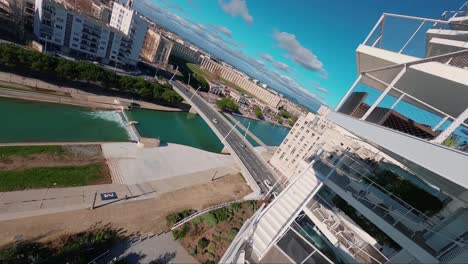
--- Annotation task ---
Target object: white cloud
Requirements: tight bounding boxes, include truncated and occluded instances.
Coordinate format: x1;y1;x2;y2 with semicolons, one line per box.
218;0;253;25
209;24;232;38
273;31;325;72
137;0;322;109
272;61;290;72
258;53;273;62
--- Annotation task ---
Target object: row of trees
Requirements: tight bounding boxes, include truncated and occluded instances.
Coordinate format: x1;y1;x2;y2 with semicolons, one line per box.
0;43;183;104
168;56;209;92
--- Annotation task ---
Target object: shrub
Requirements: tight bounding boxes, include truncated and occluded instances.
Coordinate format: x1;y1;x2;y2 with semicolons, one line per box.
212;208;230;222
202;213;218;228
207;242;216;253
166;209;196;225
227;228;239;240
197;238;209;249
207;253;215;259
191;217;202;225
172;223;190;240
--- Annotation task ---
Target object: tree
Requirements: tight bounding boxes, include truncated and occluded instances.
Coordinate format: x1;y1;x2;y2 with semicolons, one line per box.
216;98;239;111
279;110;291;119
253;106;263;119
276;116;284;124
162;90;183;104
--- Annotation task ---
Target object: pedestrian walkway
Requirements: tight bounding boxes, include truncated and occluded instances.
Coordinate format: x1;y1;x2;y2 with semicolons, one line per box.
102;142;239;185
0;183;156;222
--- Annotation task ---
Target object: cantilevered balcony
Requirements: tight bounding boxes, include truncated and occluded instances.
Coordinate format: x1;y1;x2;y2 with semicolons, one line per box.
337;13;468;154
311;151;468;263
306;194;391;264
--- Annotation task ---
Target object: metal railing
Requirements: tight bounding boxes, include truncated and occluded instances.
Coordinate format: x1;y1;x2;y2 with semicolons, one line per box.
308;195;390;264
313;151;468;257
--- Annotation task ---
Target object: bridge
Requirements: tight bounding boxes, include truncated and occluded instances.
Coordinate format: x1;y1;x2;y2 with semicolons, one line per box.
224;113;266;147
171;81;278;195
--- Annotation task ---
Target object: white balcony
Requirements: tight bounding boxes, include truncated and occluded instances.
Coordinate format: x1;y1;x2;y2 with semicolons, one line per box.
311;152;468;263
326;111;468;203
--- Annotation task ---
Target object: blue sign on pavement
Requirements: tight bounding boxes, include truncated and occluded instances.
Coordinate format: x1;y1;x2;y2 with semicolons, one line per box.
100;192;118;200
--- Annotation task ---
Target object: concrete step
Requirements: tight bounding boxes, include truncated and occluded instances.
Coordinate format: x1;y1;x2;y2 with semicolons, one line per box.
107;159;125;185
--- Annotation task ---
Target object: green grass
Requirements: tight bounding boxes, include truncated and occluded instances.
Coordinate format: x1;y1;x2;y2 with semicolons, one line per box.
0;145;65;157
0;163;105;191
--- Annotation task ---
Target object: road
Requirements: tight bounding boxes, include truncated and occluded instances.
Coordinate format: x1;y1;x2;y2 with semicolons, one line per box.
172;81;278;193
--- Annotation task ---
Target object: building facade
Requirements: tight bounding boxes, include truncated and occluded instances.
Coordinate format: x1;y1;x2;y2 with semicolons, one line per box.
170;40;202;64
222;6;468;264
140;28;173;67
33;0;147;67
200;56;281;109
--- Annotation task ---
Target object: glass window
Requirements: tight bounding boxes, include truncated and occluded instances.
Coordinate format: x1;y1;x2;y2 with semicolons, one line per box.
277;229;313;264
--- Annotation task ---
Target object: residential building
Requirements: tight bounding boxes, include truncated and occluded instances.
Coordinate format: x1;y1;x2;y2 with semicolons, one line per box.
200;55;281;109
33;0;146;67
229;89;247;104
108;1;148;65
170;40;202;64
0;0;35;39
222;7;468;264
140;28;173;67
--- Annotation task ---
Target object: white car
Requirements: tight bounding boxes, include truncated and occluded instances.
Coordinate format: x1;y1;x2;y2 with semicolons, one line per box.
264;180;273;190
212;118;219;124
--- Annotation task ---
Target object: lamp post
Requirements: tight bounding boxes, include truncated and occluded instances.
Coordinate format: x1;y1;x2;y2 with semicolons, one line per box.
243;121;251;140
190;86;201;100
222;121;240;144
187;73;191;86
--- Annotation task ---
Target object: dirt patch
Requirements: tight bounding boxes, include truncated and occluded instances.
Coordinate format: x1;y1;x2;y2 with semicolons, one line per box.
0;144;105;171
0;174;252;247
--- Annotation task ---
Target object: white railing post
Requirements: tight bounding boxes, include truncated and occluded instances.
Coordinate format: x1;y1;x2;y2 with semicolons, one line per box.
432;116;449;131
389;93;404;110
361;67;407;120
335;74;363;111
363;14;385;45
432;108;468;144
399;20;426;54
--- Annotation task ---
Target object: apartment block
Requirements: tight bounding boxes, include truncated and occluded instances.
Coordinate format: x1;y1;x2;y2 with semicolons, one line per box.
33;0;147;67
140;28;173;67
222;5;468;264
200;56;281;109
170;40;202;64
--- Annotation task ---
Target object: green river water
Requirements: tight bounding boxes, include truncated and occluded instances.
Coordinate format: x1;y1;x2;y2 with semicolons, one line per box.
0;98;289;152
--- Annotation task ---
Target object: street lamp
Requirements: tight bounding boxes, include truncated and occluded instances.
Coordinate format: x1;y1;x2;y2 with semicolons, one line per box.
243;121;251;140
187;73;191;86
190;86;201;100
221;121;240;144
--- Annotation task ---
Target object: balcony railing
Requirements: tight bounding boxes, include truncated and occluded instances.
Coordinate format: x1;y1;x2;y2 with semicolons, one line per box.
312;151;467;257
307;194;390;264
337;14;468;153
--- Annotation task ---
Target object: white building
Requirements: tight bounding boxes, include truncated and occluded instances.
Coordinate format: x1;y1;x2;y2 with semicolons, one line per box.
222;7;468;264
200;55;281;109
33;0;147;67
108;1;148;65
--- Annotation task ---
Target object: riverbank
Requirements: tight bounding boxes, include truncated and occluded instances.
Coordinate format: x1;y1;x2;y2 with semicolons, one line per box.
0;71;183;112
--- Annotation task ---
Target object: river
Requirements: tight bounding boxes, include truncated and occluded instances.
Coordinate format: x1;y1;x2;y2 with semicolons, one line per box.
0;97;129;142
1;98;290;152
230;115;290;146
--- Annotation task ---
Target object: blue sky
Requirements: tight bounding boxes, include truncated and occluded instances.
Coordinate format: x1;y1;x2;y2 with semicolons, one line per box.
134;0;466;110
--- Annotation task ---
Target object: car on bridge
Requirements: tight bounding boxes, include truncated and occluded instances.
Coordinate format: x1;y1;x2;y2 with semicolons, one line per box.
212;118;219;124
